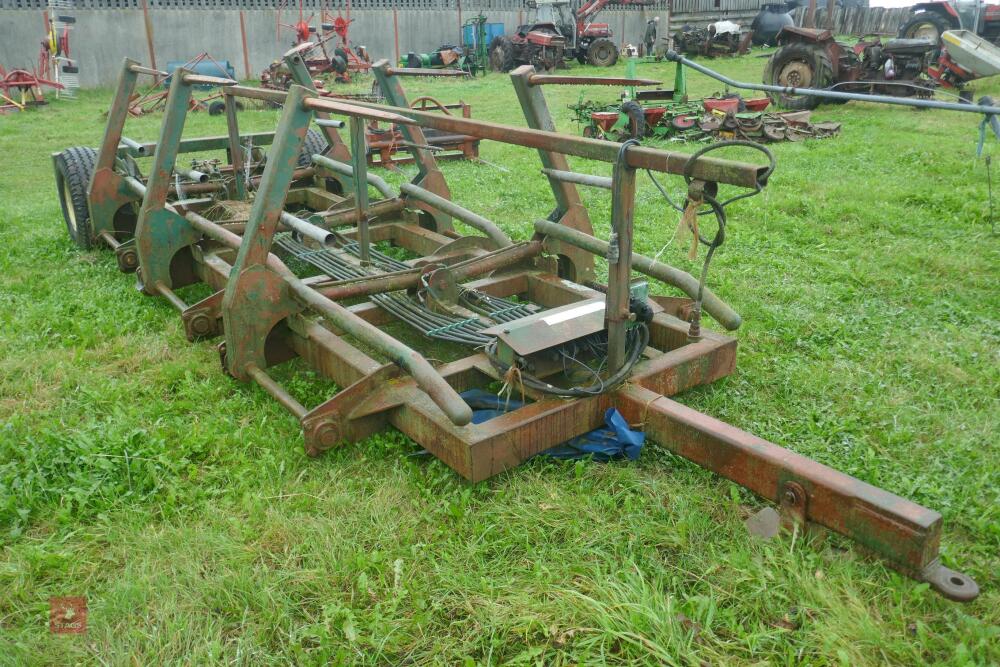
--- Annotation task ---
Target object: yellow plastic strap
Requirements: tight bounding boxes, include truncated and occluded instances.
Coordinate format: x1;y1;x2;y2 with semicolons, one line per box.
677;197;701;260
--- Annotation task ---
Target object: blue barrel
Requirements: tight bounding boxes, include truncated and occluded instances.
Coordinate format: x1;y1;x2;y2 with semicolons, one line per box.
486;23;505;44
162;60;236;89
463;22;504;47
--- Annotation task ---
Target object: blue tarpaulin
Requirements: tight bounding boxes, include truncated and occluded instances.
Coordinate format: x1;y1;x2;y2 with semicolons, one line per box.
460;389;644;462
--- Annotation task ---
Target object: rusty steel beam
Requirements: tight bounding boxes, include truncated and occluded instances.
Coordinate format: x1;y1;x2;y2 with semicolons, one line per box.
303;96;416;125
352;98;766;188
181;73;237;87
221;81;767;188
614;384;979;602
385;66;469;77
128;63;167;77
528;74;662;86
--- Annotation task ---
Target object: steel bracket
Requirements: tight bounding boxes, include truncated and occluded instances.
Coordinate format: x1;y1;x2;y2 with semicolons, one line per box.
181;289;225;341
301;363;399;456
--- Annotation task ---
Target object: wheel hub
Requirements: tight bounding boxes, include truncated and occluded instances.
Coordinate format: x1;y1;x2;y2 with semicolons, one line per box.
778;60;812;88
911;23;939;41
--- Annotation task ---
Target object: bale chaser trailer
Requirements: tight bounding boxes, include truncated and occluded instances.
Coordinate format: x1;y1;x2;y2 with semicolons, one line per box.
53;53;978;603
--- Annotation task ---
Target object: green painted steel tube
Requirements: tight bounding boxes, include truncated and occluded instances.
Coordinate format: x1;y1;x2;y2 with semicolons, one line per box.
534;219;742;330
286;277;473;427
120;136;147;155
540;168;612;190
124;176;147;198
176;166;209;184
312;154;396;200
398;183;512;248
247;364;308;419
279;212;335;246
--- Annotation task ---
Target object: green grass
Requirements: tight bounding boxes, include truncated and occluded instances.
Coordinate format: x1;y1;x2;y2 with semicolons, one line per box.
1;53;998;664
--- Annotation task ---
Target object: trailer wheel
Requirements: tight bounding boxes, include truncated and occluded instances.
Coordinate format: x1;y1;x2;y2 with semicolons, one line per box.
621;100;645;139
297;127;330;168
55;146;98;249
208;100;244;116
764;41;832;111
587;38;618;67
489;35;515;72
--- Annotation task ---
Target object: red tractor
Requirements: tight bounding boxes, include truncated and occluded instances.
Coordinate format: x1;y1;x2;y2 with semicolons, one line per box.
489;0;649;71
763;27;977;110
898;0;1000;48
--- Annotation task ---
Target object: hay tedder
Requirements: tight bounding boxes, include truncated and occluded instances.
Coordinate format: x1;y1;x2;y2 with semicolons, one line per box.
53;49;978;602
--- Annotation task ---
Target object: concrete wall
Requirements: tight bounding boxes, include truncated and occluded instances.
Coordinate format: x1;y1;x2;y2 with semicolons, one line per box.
0;8;668;88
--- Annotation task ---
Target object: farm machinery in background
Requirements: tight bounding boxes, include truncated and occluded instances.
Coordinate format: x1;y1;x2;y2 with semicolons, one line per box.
124;53;239;117
570;58;840;143
1;8;77;113
762;26;1000;110
489;0;652;71
898;0;1000;49
262;6;371;89
400;16;493;77
0;66;63;113
672;20;752;58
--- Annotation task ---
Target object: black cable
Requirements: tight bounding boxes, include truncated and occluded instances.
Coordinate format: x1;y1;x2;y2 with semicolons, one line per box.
646;139;775;216
485;323;649;398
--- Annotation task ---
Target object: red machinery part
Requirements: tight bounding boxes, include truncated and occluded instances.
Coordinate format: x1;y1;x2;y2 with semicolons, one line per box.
671;114;697;130
591;111;619;132
0;68;63;93
643;106;667;126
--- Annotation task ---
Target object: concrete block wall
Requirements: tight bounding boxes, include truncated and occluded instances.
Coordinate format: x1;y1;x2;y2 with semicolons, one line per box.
0;7;668;88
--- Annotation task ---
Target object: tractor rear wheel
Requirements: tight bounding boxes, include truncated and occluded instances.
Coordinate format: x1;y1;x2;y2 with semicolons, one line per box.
587;38;618;67
899;12;950;44
763;41;833;110
489;35;515;72
55;146;98;249
297;128;330;168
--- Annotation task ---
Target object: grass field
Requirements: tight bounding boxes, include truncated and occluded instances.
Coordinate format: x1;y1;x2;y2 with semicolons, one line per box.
0;52;998;665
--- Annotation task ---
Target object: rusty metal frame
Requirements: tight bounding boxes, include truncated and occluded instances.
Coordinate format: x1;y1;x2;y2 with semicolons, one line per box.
59;61;979;603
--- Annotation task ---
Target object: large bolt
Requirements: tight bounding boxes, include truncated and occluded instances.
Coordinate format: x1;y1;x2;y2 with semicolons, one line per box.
118;249;138;272
189;313;213;337
313;422;341;451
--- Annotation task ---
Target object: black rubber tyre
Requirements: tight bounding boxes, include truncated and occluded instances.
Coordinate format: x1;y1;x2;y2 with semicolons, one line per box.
297;127;330;168
898;11;952;56
763;41;833;110
621;100;645;139
489;35;515;72
208;100;244;116
332;48;350;74
55;146;98;249
587;38;618;67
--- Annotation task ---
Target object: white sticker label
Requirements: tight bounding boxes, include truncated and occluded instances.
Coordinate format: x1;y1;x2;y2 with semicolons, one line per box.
541;301;605;326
